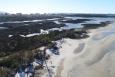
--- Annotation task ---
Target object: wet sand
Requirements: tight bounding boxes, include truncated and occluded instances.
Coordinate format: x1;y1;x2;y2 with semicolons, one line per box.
74;43;85;54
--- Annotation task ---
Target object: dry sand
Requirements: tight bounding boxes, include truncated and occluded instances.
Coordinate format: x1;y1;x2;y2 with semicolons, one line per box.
60;23;115;77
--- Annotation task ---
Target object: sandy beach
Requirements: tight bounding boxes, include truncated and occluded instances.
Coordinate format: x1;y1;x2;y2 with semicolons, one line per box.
59;23;115;77
37;19;115;77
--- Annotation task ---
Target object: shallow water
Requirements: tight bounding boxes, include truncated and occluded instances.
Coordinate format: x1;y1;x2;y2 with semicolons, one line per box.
62;17;115;29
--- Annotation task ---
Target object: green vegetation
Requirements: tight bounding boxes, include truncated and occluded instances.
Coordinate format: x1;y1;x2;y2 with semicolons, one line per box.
0;21;65;36
0;29;88;57
82;21;112;29
0;49;41;77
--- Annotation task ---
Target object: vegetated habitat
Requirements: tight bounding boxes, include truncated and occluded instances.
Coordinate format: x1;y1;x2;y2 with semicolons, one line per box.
82;21;112;29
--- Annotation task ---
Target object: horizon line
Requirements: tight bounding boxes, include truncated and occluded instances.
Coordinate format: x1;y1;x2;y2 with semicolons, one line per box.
1;11;115;15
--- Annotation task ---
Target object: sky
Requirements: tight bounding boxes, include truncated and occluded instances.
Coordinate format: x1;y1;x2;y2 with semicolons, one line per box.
0;0;115;14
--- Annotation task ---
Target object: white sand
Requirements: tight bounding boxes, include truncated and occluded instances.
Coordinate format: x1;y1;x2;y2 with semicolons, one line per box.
60;23;115;77
40;39;84;77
